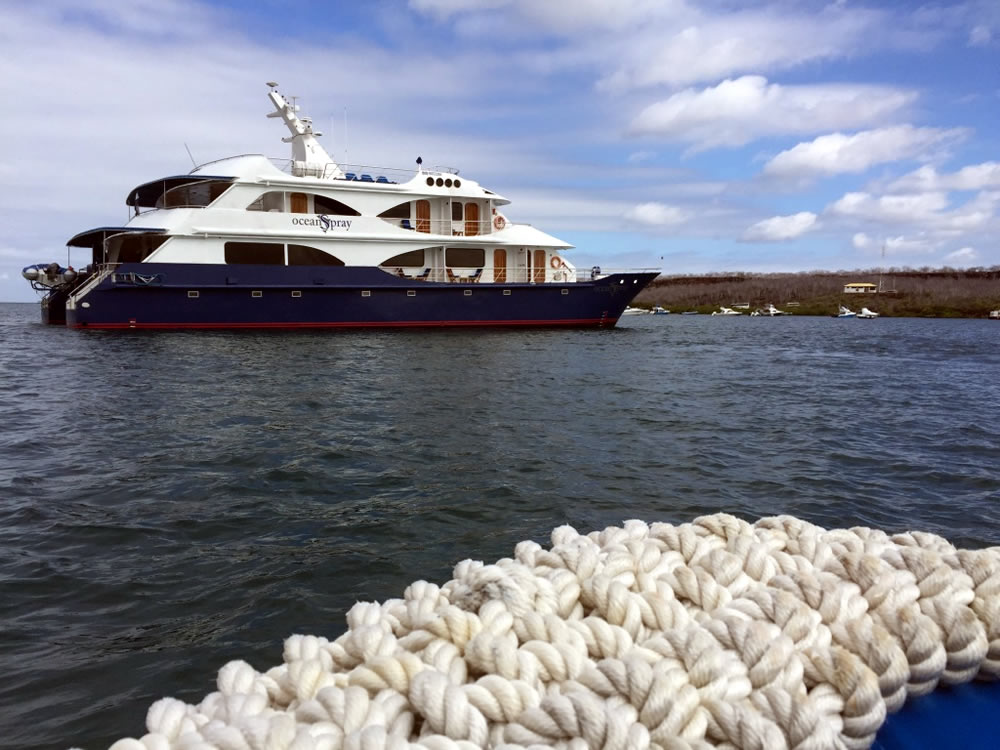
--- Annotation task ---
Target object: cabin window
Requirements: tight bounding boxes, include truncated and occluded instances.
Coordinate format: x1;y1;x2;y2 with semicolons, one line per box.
313;195;361;216
224;242;284;265
378;202;411;220
160;180;230;208
452;202;463;221
288;244;345;266
383;250;425;267
446;247;485;267
247;191;285;212
112;234;168;264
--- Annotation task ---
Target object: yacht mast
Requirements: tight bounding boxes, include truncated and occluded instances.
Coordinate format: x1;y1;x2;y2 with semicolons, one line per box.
265;82;343;179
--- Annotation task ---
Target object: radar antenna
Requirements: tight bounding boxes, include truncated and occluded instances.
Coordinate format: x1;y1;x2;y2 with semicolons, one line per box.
265;84;342;179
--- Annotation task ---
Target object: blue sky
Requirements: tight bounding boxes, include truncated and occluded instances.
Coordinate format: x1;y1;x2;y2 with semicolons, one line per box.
2;0;998;301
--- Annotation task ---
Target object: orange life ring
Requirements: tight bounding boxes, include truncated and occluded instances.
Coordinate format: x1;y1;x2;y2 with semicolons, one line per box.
550;256;563;269
493;215;506;230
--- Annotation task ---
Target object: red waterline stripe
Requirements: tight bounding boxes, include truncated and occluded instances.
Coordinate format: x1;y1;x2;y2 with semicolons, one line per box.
75;317;619;330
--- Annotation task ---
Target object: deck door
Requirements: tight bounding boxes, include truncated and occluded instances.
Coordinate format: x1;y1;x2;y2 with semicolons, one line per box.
416;200;430;233
465;202;479;236
493;249;507;283
533;249;545;283
290;192;308;213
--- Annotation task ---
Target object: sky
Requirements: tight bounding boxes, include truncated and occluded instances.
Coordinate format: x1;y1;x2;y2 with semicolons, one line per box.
1;0;999;302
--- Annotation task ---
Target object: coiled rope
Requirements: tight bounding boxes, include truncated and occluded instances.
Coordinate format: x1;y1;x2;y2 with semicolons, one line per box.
99;514;999;750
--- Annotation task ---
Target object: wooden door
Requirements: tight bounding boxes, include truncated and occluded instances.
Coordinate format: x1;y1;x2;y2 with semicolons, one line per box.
290;192;308;213
465;202;479;236
533;249;545;283
416;200;430;233
493;249;507;283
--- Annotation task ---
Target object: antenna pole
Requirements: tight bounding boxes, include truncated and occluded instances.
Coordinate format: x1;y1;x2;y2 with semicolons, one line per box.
344;107;348;164
184;143;197;169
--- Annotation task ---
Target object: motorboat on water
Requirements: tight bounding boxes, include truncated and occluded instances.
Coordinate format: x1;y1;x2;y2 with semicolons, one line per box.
990;310;1000;319
857;307;880;319
750;304;786;317
651;306;669;315
837;306;857;318
621;306;648;315
711;307;741;316
23;83;657;329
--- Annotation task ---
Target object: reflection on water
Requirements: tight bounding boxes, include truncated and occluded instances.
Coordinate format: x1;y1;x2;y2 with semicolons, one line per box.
0;304;998;749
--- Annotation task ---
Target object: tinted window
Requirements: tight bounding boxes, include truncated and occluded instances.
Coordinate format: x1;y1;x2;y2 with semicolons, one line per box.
314;195;361;216
162;180;230;208
446;247;485;267
246;191;285;212
288;244;344;266
378;202;411;219
383;250;425;267
224;242;284;265
452;202;463;221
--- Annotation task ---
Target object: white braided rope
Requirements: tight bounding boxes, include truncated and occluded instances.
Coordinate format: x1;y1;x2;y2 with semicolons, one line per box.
98;515;999;750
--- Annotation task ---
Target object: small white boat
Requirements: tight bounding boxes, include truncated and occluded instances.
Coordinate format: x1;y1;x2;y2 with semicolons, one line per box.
857;307;879;319
711;306;742;316
990;310;999;319
752;304;786;316
837;306;856;318
651;306;670;315
621;306;648;315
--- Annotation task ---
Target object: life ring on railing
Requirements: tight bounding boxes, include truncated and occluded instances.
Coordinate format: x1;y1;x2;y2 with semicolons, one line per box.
493;215;506;230
550;256;564;269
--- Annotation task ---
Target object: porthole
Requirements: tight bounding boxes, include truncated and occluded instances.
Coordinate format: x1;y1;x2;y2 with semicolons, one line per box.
454;179;461;188
407;290;416;297
251;290;262;298
291;290;302;298
561;289;569;295
426;177;434;186
436;177;444;187
503;289;511;296
445;178;453;188
187;290;199;298
361;290;371;297
464;289;472;296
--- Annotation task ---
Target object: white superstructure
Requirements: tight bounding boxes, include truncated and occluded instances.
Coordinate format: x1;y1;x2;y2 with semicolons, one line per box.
89;83;578;285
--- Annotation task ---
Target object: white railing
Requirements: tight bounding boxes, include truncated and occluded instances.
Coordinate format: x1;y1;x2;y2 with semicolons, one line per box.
380;217;501;236
67;263;118;309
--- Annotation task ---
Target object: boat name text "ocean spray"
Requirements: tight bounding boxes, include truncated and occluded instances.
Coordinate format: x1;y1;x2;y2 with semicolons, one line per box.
291;215;352;232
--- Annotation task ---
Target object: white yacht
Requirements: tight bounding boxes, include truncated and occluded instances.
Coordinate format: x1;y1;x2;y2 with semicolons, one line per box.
711;307;742;316
23;83;657;329
857;307;880;319
837;306;857;318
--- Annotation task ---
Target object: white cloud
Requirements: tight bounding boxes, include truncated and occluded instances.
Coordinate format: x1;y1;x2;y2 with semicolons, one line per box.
741;212;817;242
945;247;978;263
627;151;656;164
969;25;992;46
886;162;1000;193
596;8;881;91
630;77;917;151
853;232;873;250
624;202;688;227
828;191;950;222
763;126;966;179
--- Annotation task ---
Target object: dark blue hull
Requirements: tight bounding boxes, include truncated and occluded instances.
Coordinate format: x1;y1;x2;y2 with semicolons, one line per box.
63;264;658;329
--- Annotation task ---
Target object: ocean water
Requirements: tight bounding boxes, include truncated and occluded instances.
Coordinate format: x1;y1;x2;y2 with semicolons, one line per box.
0;301;998;749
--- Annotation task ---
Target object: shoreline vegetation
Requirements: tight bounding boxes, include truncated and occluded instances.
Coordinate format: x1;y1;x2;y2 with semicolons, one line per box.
634;266;1000;317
